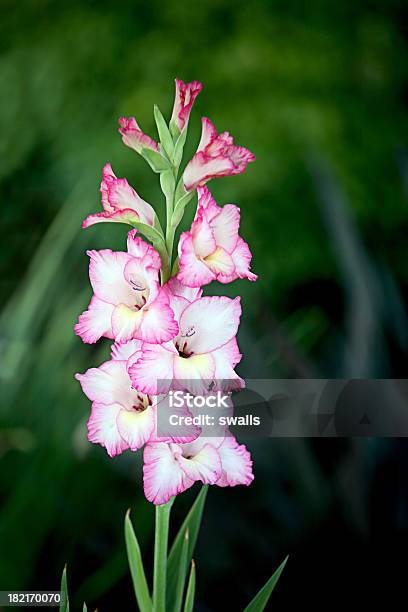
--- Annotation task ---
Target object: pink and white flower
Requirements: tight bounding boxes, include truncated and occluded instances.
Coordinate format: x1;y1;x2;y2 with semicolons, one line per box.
128;287;244;395
119;117;159;154
143;434;253;505
183;118;255;192
178;186;257;287
75;230;178;345
170;79;203;134
216;436;254;487
83;163;155;229
76;348;156;456
162;276;203;304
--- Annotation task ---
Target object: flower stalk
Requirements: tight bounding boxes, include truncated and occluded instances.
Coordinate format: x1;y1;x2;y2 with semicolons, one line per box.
153;498;174;612
160;169;177;278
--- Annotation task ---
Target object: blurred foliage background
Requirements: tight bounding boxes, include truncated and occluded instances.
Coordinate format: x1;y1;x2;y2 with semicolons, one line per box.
1;0;408;609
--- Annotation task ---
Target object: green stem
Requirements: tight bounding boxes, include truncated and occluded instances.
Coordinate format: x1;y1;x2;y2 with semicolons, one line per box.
165;191;173;242
160;255;171;285
162;168;178;283
165;224;176;269
160;216;173;284
153;498;173;611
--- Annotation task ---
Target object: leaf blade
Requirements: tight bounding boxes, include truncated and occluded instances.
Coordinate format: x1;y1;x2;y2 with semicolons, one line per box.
171;191;195;227
130;220;164;244
124;510;152;612
140;147;171;173
167;486;208;609
183;561;196;612
60;565;69;612
243;556;288;612
154;105;174;160
174;529;189;612
173;127;188;166
153;499;173;612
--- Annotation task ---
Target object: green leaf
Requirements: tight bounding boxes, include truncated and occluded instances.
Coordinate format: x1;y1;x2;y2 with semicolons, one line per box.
171;191;195;227
160;169;176;201
174;177;189;203
183;561;196;612
169;118;181;141
153;499;174;612
60;565;69;612
174;529;189;612
173;127;188;167
141;147;171;173
154;105;174;160
243;556;288;612
130;220;164;245
154;214;164;235
171;256;179;276
124;510;152;612
167;486;208;610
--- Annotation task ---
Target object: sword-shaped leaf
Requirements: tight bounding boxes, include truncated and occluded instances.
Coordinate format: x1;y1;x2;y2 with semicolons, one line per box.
243;556;288;612
124;510;152;612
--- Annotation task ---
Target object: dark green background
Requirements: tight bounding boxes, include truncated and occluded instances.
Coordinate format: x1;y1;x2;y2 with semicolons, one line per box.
1;0;408;609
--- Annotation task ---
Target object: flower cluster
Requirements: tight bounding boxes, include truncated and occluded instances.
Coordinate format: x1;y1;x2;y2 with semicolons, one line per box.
75;80;256;505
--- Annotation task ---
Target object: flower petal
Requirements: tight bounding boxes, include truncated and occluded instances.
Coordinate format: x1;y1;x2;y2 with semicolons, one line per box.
119;117;159;153
111;305;144;344
184;435;225;453
210;204;240;253
100;163;155;226
127;230;161;270
197;117;218;152
173;354;216;395
204;247;235;278
230;237;257;281
82;209;140;229
129;343;176;395
177;443;222;484
171;79;203;132
165;294;190;324
75;296;114;343
116;405;156;451
111;339;142;361
76;359;135;407
183;152;234;192
179;296;241;353
212;338;245;391
177;232;215;288
216;436;254;487
87;402;128;457
135;290;179;343
191;216;217;258
123;258;158;307
164;277;203;302
228;145;256;173
112;285;178;344
196;186;221;221
183;118;255;191
87;249;134;305
143;442;194;505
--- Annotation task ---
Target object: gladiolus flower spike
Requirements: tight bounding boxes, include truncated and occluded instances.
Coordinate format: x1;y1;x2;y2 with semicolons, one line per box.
75;79;256;504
